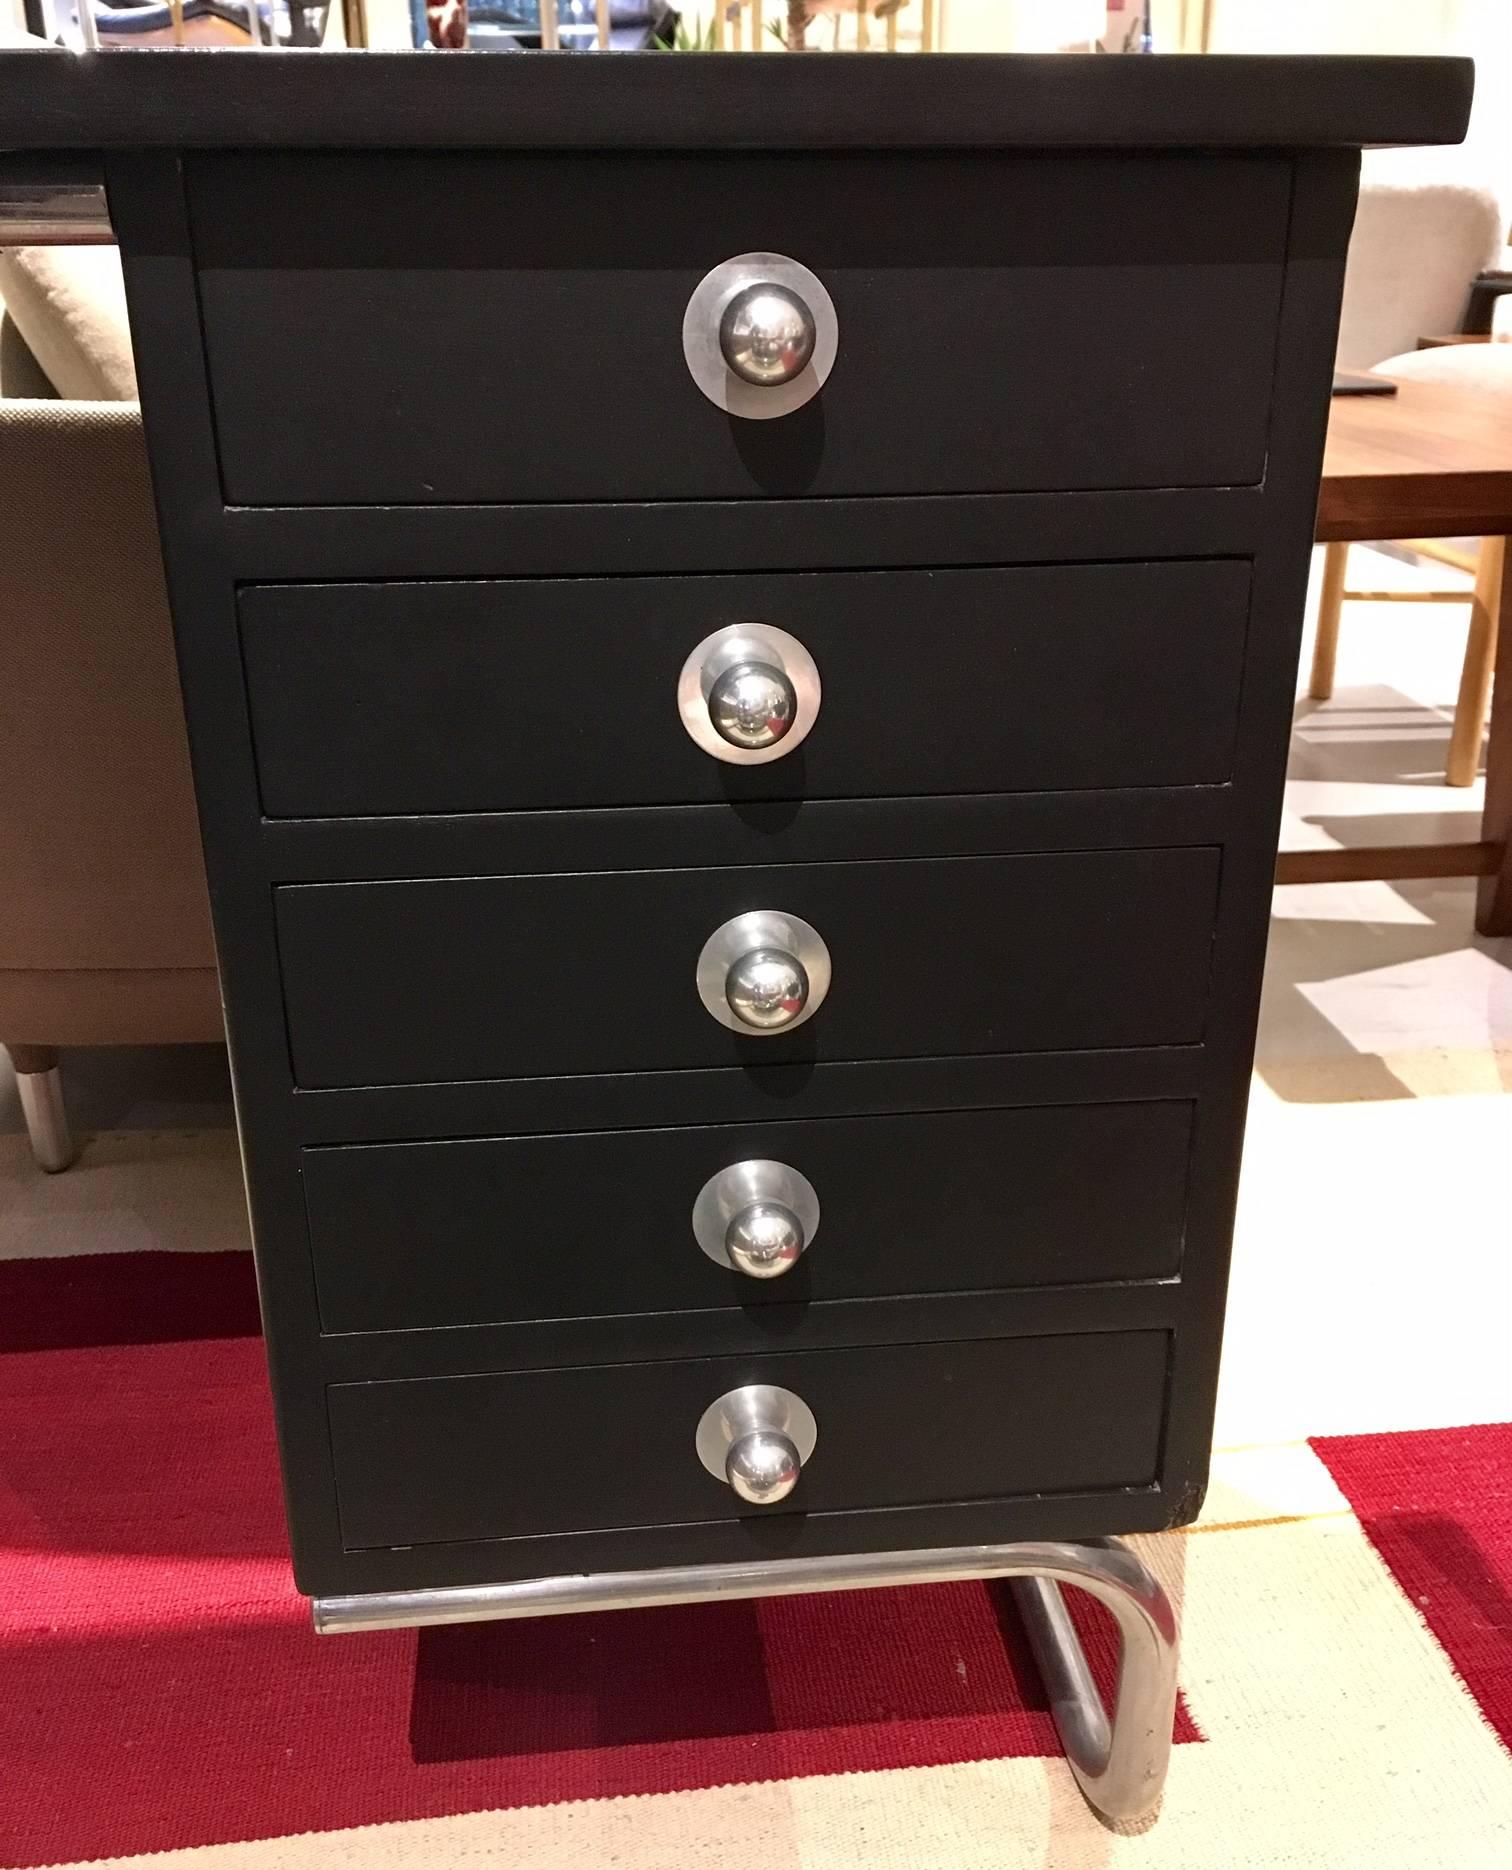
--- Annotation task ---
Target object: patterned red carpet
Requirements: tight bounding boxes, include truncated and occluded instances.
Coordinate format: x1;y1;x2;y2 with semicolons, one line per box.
1315;1421;1512;1751
2;1252;1509;1869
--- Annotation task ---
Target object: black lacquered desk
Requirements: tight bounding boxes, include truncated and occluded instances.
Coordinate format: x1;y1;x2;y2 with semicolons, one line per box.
0;48;1471;1821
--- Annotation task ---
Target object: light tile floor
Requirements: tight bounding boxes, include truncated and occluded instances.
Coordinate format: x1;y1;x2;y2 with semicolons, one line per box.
2;545;1509;1441
1224;543;1512;1442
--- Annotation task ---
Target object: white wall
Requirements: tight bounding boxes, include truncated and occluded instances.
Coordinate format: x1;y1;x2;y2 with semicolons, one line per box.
1206;1;1460;56
1447;0;1512;206
936;1;1509;214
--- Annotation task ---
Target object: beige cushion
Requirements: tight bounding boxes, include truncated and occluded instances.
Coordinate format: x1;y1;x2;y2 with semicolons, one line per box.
0;967;224;1050
0;247;137;402
1374;342;1512;399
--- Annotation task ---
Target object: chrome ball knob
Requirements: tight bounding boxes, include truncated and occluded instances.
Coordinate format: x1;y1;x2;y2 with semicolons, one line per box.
692;1161;820;1276
696;911;830;1036
719;282;817;387
679;625;820;767
725;1200;805;1280
725;1429;802;1505
697;1383;817;1503
707;661;797;752
725;948;808;1031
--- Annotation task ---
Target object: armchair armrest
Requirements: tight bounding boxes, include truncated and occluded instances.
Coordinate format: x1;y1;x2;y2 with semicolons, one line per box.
1463;270;1512;336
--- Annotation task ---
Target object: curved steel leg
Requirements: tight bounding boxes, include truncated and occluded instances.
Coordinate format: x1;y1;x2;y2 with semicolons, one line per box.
1009;1538;1178;1823
313;1533;1179;1824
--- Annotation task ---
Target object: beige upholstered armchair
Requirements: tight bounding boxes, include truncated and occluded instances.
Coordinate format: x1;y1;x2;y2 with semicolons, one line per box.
1333;170;1506;372
0;244;221;1170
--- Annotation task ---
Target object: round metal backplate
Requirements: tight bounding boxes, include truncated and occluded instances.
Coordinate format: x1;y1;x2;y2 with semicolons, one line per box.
695;909;832;1035
677;623;822;766
695;1384;820;1483
691;1159;822;1270
682;252;839;421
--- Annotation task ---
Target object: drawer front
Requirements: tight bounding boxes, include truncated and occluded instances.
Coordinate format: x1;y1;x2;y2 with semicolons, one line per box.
191;151;1288;506
275;848;1220;1088
242;562;1250;819
306;1101;1192;1333
328;1329;1168;1548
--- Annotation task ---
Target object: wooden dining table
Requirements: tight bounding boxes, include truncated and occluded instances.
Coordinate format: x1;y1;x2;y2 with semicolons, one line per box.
1276;374;1512;935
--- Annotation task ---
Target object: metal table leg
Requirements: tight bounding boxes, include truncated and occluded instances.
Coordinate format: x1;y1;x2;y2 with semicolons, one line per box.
1009;1539;1179;1823
314;1534;1179;1824
8;1045;77;1173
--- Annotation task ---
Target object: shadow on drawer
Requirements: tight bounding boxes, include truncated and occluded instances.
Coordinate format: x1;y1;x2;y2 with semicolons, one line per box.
274;847;1220;1088
328;1329;1170;1549
241;561;1250;818
191;150;1288;505
304;1099;1194;1333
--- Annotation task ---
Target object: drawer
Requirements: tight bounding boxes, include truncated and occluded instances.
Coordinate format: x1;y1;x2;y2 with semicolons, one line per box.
274;847;1220;1088
241;562;1250;819
328;1329;1169;1548
305;1101;1193;1333
190;151;1289;506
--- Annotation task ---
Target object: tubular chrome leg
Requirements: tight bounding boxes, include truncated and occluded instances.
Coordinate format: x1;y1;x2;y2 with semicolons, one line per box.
313;1534;1178;1823
9;1046;77;1173
1010;1539;1178;1824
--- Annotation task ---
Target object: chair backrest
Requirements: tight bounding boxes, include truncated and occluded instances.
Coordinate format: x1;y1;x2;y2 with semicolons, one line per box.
0;246;137;402
1336;173;1506;369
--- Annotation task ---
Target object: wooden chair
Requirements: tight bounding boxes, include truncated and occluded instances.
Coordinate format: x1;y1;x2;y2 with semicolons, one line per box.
1310;340;1512;788
1308;528;1503;788
1310;173;1508;787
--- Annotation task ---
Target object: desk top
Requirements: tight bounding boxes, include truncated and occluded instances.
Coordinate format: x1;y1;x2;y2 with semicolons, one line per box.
1320;375;1512;542
0;50;1473;155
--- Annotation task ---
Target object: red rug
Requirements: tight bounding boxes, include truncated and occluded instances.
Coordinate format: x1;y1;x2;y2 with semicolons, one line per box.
0;1252;1199;1869
1313;1422;1512;1751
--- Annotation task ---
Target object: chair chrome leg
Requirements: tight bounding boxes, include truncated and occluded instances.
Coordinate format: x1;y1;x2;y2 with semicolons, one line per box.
9;1046;76;1173
1010;1538;1179;1824
312;1533;1178;1824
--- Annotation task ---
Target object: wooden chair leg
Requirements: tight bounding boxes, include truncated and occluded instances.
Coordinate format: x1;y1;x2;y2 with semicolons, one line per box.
1476;540;1512;934
1446;535;1504;787
1308;541;1349;700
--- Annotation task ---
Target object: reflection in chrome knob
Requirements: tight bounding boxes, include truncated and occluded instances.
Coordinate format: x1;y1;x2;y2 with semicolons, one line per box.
725;1200;805;1280
692;1159;820;1277
708;661;796;752
697;911;831;1036
719;282;817;387
678;624;821;767
726;948;808;1031
684;255;837;419
696;1383;818;1507
726;1430;801;1505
